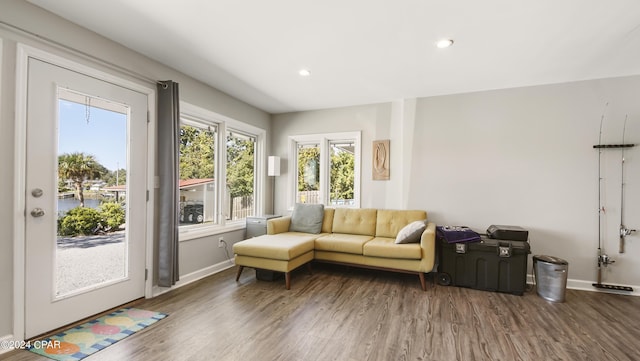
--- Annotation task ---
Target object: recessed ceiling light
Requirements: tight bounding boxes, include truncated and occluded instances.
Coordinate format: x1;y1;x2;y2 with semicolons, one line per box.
436;39;454;48
299;69;311;77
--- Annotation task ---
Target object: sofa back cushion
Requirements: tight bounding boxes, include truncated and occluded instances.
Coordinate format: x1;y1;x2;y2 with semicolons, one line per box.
332;208;377;236
289;203;325;234
375;210;427;238
322;208;335;233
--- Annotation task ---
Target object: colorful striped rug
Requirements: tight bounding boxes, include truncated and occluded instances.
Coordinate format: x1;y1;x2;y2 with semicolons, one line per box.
28;307;168;361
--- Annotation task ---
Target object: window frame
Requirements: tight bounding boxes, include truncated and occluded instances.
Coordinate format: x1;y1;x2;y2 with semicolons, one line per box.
288;131;361;209
179;102;265;241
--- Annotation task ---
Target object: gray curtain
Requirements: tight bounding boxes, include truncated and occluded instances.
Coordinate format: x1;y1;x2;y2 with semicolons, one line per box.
157;80;180;287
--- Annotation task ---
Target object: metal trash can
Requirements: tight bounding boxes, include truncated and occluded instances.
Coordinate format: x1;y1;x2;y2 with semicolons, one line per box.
533;255;568;302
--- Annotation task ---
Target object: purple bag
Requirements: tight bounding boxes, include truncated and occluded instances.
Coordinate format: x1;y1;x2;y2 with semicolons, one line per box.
436;225;481;243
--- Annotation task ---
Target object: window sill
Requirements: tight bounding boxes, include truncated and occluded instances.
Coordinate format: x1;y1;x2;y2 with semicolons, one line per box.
179;222;245;242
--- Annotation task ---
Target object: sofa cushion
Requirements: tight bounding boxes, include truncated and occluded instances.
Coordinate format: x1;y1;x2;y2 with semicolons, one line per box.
267;216;291;235
321;208;335;233
332;208;377;236
363;237;422;260
233;233;316;261
376;209;428;238
289;203;324;234
315;233;373;255
395;220;426;244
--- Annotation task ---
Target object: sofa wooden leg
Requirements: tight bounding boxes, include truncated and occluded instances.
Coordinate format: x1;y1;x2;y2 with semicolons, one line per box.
236;266;244;281
418;273;426;291
306;263;312;275
285;272;291;290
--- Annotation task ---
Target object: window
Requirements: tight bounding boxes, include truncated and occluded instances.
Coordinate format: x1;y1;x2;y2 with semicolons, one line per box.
179;119;217;226
289;132;361;208
296;143;320;204
225;130;256;221
329;140;355;206
179;102;264;238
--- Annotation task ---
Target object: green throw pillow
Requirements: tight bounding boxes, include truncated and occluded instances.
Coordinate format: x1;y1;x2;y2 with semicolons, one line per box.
289;203;325;234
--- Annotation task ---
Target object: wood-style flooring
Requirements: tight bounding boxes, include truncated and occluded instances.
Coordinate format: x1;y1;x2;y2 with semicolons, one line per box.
3;263;640;361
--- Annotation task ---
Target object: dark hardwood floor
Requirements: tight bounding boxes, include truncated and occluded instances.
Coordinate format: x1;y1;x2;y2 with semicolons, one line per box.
3;263;640;361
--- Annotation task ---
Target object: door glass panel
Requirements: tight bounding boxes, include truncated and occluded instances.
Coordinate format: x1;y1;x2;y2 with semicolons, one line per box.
56;88;128;298
296;143;321;204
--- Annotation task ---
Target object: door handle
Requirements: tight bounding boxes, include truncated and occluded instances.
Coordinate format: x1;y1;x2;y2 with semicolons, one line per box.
31;208;45;217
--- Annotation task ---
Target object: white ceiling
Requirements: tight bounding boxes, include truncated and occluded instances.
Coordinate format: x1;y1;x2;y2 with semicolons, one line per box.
29;0;640;114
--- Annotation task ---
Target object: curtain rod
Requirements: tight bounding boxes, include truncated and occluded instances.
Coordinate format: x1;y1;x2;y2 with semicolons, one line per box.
0;20;167;87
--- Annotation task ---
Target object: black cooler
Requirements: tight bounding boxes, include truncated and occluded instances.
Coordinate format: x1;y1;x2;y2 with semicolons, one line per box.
438;235;530;295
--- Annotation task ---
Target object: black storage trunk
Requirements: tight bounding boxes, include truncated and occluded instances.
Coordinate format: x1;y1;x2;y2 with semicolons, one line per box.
486;225;528;241
438;236;530;295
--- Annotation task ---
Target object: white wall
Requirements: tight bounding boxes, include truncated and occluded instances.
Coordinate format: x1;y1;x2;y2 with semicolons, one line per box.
0;1;271;339
179;230;244;276
410;77;640;288
273;76;640;291
272;103;392;213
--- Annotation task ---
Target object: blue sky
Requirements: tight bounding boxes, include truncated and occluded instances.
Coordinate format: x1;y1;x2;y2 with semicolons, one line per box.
58;100;127;171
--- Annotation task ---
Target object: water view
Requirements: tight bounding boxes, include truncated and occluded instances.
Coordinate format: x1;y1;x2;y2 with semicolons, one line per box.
54;93;129;298
57;197;102;217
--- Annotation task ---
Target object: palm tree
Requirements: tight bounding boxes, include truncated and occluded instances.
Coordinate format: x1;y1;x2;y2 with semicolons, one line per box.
58;152;104;207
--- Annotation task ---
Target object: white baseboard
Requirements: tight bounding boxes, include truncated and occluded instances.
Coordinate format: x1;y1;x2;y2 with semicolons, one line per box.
1;334;15;355
152;259;235;297
526;274;639;297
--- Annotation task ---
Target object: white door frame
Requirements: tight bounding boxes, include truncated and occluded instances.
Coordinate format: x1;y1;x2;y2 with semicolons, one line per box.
13;43;156;341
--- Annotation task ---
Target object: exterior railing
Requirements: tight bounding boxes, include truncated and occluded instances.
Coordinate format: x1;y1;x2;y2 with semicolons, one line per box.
297;190;354;206
229;195;254;220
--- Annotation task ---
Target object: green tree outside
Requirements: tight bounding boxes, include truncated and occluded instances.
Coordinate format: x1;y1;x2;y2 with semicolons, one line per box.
178;125;256;201
297;147;320;191
180;125;215;180
226;133;254;198
99;202;126;229
330;147;355;201
58;152;106;207
296;145;355;203
103;168;127;186
58;203;125;236
58;207;103;236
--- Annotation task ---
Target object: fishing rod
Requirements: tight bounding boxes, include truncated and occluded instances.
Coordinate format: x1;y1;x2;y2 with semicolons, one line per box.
591;107;634;291
619;116;636;253
594;108;611;285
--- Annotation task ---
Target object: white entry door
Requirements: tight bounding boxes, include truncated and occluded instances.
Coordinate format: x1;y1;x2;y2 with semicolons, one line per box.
24;58;148;339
